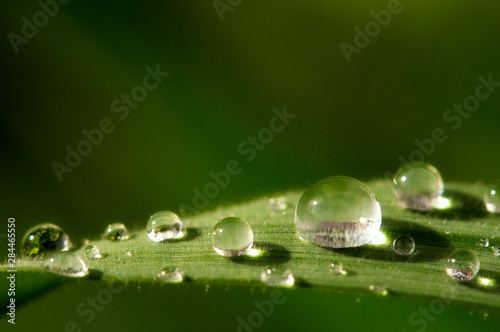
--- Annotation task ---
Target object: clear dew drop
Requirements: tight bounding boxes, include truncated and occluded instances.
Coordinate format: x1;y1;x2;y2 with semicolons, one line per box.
211;217;253;257
393;162;444;211
329;262;347;275
42;252;89;277
445;249;480;282
477;238;489;248
368;284;388;296
392;235;416;256
104;223;130;241
269;197;287;211
157;268;184;283
84;245;102;260
295;176;382;248
21;223;72;259
147;211;183;242
124;251;131;257
260;267;295;287
484;183;500;213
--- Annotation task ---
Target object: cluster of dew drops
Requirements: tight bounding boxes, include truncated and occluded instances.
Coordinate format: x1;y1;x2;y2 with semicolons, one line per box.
14;161;500;291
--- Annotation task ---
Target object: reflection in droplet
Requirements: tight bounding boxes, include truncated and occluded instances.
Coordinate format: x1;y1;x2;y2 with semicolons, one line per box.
295;176;381;248
43;252;89;277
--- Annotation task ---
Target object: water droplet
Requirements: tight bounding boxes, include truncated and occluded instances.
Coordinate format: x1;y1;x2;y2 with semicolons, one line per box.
445;249;480;282
369;284;388;296
295;176;381;248
211;217;253;257
329;262;347;275
444;230;450;235
392;235;415;256
147;211;183;242
42;252;89;277
124;251;131;257
493;247;500;257
104;223;129;241
84;245;102;260
393;162;443;211
269;197;287;211
260;268;295;287
157;268;184;283
484;183;500;213
477;238;489;248
21;223;72;259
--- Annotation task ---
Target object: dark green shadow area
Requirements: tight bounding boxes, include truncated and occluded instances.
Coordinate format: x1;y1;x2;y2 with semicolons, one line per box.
0;270;65;314
330;218;453;263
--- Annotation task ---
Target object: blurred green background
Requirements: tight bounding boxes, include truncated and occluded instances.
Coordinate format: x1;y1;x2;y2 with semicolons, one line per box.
1;0;500;331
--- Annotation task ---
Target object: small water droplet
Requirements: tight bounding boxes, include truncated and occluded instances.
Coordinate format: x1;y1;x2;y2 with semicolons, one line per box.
104;223;129;241
211;217;253;257
444;230;450;235
445;249;480;282
42;252;88;277
295;176;381;248
329;262;347;275
21;223;72;259
157;268;184;283
84;245;102;260
484;183;500;213
147;211;183;242
368;284;388;296
124;251;131;257
269;197;287;211
492;247;500;257
477;238;489;248
392;235;415;256
260;267;295;287
393;162;443;211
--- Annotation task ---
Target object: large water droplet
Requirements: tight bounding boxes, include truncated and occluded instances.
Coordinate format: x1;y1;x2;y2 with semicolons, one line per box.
295;176;381;248
43;252;89;277
157;268;184;283
392;235;415;256
104;223;129;241
147;211;183;242
484;184;500;213
21;223;72;259
211;217;253;257
445;249;480;282
85;245;102;260
260;268;295;287
393;162;443;211
269;197;287;211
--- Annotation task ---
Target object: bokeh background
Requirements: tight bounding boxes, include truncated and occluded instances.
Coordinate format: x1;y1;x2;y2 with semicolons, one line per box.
1;1;499;331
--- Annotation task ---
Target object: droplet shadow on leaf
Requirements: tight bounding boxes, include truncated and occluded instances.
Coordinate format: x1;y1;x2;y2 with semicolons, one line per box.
464;270;500;294
330;218;453;263
165;228;202;243
420;189;487;220
87;269;104;280
229;242;291;266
